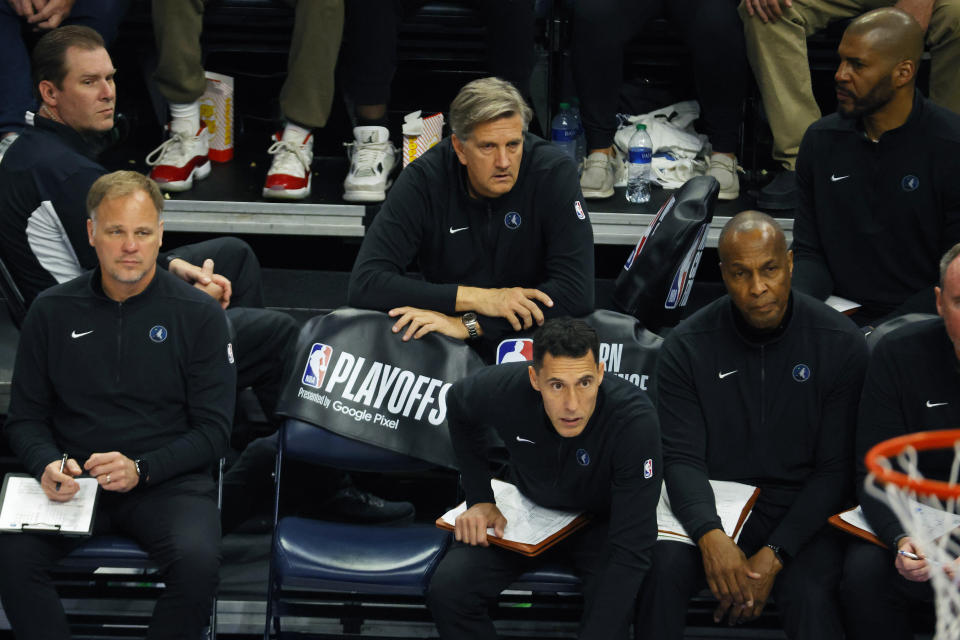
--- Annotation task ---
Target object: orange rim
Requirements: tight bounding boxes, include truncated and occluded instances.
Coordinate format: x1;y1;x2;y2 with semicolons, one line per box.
865;429;960;501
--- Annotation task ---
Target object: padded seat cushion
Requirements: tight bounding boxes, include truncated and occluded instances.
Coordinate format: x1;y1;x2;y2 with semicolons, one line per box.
60;535;152;567
512;563;582;591
274;517;450;595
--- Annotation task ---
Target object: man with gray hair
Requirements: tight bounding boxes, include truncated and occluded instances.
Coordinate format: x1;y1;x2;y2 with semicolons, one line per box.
840;241;960;639
348;76;594;356
0;170;233;639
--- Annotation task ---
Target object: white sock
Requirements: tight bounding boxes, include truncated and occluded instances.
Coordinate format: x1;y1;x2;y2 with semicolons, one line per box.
169;101;200;134
282;121;312;144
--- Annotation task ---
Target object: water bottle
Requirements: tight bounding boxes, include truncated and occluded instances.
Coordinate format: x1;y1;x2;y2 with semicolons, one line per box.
551;102;578;166
626;123;653;204
568;98;586;169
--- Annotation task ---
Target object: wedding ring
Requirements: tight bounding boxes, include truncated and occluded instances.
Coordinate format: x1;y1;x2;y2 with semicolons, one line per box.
106;474;111;484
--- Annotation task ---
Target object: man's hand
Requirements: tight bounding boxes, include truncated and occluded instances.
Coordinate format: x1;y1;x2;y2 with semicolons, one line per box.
896;537;932;582
895;0;933;32
454;502;507;547
7;0;38;18
40;457;82;502
738;546;783;623
698;529;760;624
26;0;74;29
742;0;792;23
169;257;232;308
457;286;553;331
83;452;140;493
388;307;470;341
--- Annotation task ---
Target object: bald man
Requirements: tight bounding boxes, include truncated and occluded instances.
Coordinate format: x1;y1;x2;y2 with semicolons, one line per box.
791;8;960;326
839;243;960;639
739;0;960;210
635;211;867;639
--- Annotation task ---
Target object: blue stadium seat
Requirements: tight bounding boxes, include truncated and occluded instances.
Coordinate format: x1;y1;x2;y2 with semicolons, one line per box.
264;419;450;638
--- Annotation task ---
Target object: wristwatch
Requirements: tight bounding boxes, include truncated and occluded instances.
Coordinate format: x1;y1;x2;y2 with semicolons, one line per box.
461;312;479;339
134;458;149;486
766;543;785;565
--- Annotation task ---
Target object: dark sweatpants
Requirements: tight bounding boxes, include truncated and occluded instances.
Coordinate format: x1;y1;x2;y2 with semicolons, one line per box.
340;0;536;106
427;521;631;640
163;236;265;309
0;472;220;640
636;519;845;639
840;540;935;640
571;0;748;153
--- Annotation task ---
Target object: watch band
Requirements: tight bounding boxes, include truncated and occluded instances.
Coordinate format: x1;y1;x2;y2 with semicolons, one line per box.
462;312;479;339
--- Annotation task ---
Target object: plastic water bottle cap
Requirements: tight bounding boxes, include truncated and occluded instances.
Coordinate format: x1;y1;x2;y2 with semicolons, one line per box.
636;123;646;131
559;102;570;110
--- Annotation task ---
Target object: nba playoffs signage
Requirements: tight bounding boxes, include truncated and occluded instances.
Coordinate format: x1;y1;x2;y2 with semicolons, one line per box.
496;310;663;395
276;308;484;468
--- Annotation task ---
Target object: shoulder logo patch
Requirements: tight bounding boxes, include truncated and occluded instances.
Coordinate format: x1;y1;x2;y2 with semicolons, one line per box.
148;325;168;343
574;200;586;220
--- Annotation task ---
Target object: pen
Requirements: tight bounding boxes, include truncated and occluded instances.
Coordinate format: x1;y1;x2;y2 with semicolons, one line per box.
55;453;68;491
898;549;921;561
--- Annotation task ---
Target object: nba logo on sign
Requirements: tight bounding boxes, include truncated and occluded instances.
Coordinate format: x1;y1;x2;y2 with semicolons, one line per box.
302;343;334;389
644;458;653;479
497;338;534;364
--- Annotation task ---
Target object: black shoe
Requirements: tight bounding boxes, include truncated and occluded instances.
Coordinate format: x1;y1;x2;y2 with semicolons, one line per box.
757;170;797;211
325;485;415;525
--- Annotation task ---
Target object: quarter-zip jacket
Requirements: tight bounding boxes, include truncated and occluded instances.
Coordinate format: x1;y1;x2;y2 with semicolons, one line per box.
446;362;661;637
793;91;960;322
657;293;867;557
4;268;236;484
347;133;595;344
856;317;960;547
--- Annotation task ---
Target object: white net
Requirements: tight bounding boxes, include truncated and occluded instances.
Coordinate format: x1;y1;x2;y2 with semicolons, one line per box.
865;441;960;640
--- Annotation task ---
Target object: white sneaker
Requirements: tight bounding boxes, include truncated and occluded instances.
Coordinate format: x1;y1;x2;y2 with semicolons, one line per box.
263;130;314;200
580;151;616;199
343;126;397;202
707;152;741;201
0;132;18;165
146;125;211;192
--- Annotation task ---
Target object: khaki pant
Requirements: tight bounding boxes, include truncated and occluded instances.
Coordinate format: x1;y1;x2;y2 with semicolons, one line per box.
151;0;343;129
738;0;960;169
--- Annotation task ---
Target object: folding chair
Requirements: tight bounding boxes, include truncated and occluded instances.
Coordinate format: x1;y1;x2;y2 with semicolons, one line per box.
264;418;450;639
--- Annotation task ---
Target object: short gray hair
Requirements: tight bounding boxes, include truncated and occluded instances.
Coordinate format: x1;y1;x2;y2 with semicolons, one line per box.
940;243;960;287
449;77;533;140
87;171;164;227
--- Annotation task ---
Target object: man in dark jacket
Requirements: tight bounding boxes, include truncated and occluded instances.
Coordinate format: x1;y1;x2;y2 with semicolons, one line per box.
636;211;868;639
427;317;661;639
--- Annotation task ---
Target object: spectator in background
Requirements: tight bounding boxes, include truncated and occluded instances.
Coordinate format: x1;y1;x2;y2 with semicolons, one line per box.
740;0;960;210
338;0;535;203
146;0;342;200
573;0;748;201
0;0;129;163
347;77;594;358
791;8;960;326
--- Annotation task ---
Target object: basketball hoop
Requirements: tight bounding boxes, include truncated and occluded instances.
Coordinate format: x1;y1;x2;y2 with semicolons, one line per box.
865;429;960;640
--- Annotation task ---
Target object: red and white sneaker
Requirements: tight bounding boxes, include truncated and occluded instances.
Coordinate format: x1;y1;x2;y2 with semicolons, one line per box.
262;130;313;200
146;124;211;192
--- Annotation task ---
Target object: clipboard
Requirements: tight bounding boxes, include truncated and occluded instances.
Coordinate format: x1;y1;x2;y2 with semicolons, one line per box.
435;513;591;557
828;506;888;549
656;480;760;545
435;479;591;557
0;473;100;536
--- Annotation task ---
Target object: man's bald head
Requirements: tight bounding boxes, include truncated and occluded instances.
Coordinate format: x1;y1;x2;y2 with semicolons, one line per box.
845;8;924;73
717;211;787;263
